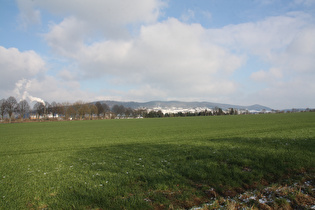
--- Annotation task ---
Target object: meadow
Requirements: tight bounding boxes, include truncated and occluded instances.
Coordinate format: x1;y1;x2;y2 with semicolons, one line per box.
0;113;314;209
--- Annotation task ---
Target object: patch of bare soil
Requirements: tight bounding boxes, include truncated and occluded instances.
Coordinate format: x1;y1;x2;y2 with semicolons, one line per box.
191;179;315;210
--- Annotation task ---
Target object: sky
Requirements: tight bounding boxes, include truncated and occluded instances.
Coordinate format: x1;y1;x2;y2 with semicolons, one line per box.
1;0;315;110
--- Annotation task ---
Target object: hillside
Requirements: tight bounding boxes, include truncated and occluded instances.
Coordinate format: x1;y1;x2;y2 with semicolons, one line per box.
97;100;272;112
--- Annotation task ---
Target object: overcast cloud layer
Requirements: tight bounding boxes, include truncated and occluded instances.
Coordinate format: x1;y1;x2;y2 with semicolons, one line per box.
1;0;315;109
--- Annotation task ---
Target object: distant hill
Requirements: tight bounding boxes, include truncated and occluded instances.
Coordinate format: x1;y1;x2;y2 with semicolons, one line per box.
96;100;272;112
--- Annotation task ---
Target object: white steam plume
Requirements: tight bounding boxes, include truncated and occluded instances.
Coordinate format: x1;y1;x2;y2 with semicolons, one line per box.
14;79;45;105
28;95;45;105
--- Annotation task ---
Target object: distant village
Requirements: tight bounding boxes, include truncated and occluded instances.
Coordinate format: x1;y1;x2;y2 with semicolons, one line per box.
1;96;314;123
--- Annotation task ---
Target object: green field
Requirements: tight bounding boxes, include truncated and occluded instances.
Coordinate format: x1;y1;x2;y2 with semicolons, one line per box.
0;113;314;209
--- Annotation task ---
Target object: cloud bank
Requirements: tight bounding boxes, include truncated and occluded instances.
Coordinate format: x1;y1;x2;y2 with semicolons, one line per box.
1;1;314;109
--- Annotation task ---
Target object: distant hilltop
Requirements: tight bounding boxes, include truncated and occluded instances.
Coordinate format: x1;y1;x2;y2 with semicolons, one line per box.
96;100;272;114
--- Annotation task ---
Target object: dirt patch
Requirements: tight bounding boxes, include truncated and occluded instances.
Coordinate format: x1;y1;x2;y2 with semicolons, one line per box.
190;178;315;210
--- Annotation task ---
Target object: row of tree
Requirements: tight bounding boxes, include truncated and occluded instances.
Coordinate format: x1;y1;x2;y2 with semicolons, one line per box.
1;96;228;123
0;96;150;122
0;96;270;123
0;97;30;123
3;96;314;123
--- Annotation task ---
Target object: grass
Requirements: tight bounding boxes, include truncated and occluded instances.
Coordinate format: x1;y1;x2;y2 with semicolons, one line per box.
0;113;314;209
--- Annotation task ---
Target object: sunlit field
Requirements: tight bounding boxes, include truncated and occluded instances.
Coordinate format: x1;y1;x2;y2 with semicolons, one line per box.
0;113;314;209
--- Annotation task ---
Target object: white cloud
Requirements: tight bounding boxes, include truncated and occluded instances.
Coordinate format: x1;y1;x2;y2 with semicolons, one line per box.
39;0;167;56
13;1;315;108
0;46;90;103
19;0;166;38
20;1;245;103
37;0;164;25
276;27;315;73
203;12;315;108
243;14;315;108
71;18;244;101
12;77;93;104
294;0;315;6
57;69;78;81
96;84;168;102
249;76;315;109
180;9;195;22
201;10;212;21
44;17;87;57
0;46;46;90
251;68;283;81
16;0;41;28
209;13;311;59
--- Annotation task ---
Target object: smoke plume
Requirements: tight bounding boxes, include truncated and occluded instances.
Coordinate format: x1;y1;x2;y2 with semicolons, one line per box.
14;79;45;105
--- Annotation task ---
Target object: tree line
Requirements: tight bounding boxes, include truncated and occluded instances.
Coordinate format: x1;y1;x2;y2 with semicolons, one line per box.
0;96;235;123
0;96;150;123
1;96;314;123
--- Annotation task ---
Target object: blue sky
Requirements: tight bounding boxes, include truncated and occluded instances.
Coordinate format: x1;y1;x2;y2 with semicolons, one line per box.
1;0;315;109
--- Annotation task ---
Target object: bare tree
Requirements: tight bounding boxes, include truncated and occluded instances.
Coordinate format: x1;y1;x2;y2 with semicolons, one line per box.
44;101;51;119
5;96;18;123
95;102;104;118
61;102;71;119
102;103;110;118
78;103;89;119
112;104;125;118
51;101;58;118
88;104;98;120
73;101;84;119
125;107;134;118
0;98;6;120
67;105;76;120
134;108;147;118
17;100;30;121
56;102;64;119
33;102;45;119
